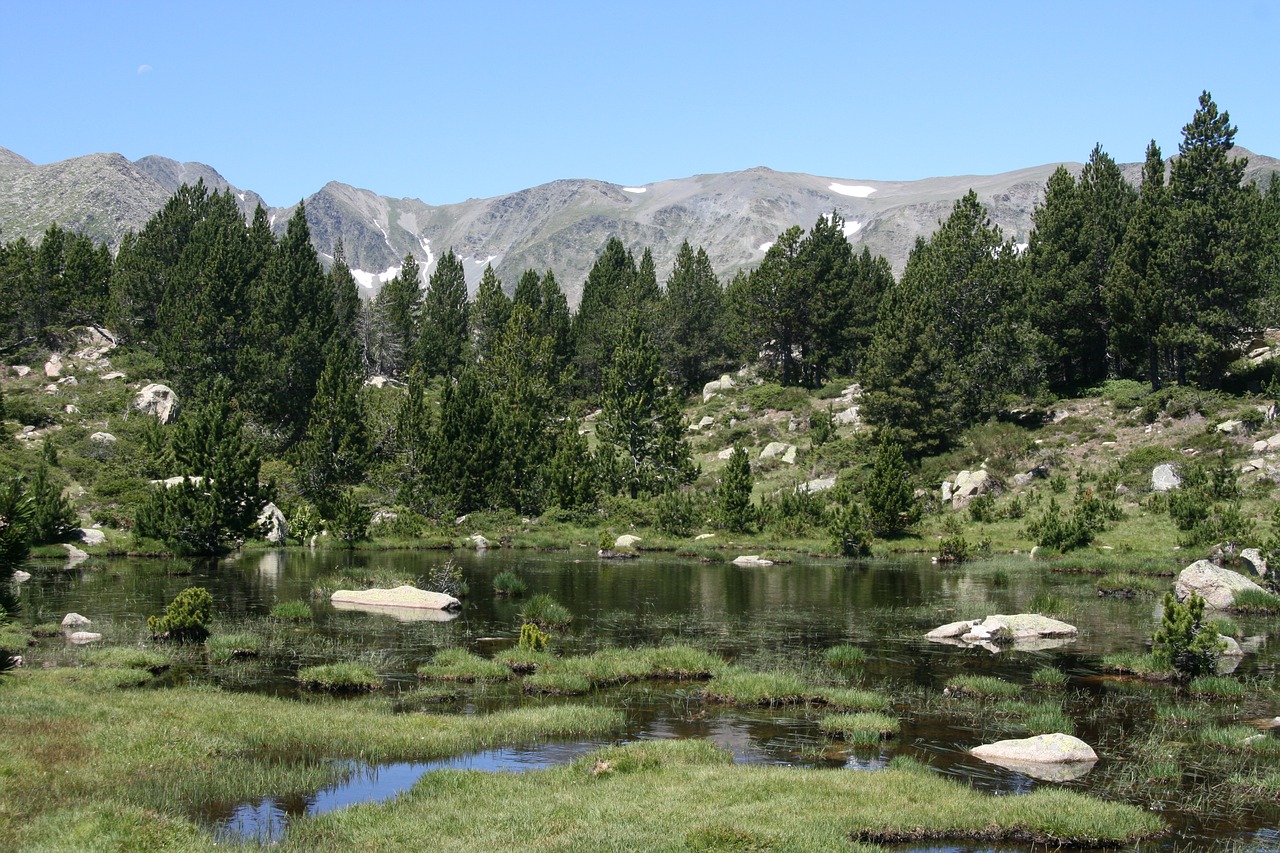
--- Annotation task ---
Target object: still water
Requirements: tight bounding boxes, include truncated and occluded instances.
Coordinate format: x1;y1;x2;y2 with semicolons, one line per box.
15;547;1280;850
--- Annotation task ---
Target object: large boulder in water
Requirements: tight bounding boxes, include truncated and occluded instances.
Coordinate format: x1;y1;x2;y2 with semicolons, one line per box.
331;585;460;612
972;733;1097;763
1175;560;1268;610
133;384;179;424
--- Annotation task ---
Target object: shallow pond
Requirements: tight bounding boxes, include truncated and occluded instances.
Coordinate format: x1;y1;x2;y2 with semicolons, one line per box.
14;547;1280;850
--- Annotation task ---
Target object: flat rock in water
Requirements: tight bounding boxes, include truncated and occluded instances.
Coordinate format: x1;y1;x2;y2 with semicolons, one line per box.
63;543;89;564
981;613;1078;639
68;632;103;645
732;555;773;567
971;733;1098;765
1175;560;1267;610
927;614;1077;649
971;754;1098;782
330;585;461;612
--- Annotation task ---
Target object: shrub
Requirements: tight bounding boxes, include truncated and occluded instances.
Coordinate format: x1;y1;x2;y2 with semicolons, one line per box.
519;621;550;651
716;447;755;533
809;406;836;447
425;559;467;598
147;586;213;643
288;500;323;543
828;500;873;558
1152;592;1224;680
936;534;971;563
493;570;527;597
328;491;371;546
655;490;707;537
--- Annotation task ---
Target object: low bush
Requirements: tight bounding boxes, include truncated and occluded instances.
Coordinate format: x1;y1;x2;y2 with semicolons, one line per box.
147;587;213;643
493;570;527;597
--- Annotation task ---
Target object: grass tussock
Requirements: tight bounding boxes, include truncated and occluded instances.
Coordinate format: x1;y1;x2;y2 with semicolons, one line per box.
205;633;263;664
416;649;509;682
823;644;867;668
1230;587;1280;614
1031;666;1068;689
1100;651;1173;680
819;712;900;744
1188;675;1245;698
297;662;380;693
518;593;573;628
80;647;170;674
270;599;313;621
945;674;1021;699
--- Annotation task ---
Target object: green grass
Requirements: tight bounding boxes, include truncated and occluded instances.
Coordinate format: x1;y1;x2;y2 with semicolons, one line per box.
78;647;170;673
297;662;381;693
277;739;1162;852
1096;572;1165;596
1031;666;1068;689
1188;675;1245;698
270;599;313;621
1100;651;1173;679
492;570;527;596
0;667;624;850
819;687;891;712
819;712;900;744
205;632;263;664
1230;587;1280;614
493;646;554;674
702;668;811;706
1021;702;1076;736
823;644;867;668
417;649;510;682
518;593;573;628
945;674;1021;699
522;670;594;695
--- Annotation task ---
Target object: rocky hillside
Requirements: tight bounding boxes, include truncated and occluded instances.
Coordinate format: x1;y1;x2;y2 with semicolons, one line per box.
2;146;1278;306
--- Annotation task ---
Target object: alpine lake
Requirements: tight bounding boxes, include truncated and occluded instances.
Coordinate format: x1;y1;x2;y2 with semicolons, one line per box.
9;545;1280;851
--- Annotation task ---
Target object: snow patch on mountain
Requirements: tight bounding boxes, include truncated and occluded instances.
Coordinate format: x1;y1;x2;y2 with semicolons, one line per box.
622;187;646;194
351;265;402;291
758;241;774;253
842;220;864;237
829;183;876;198
470;254;498;266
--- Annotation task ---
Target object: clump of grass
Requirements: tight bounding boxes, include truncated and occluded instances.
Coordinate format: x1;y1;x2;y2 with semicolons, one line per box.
1188;675;1245;698
492;570;527;597
519;593;573;628
390;686;462;712
523;670;593;695
206;633;263;664
1230;587;1280;614
270;599;313;621
1031;666;1068;689
297;662;380;693
417;649;510;682
1193;723;1269;751
0;625;33;651
645;645;722;680
819;712;899;745
495;645;554;674
1096;573;1163;596
1021;702;1075;735
703;668;810;707
81;647;170;674
945;674;1021;699
824;644;866;668
1100;651;1173;679
819;687;891;712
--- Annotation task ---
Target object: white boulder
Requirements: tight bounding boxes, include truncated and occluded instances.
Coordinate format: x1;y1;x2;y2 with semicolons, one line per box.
77;528;106;546
702;374;736;402
732;555;773;567
614;534;642;549
257;503;290;544
1175;560;1268;610
61;613;92;629
133;384;180;424
68;632;103;645
1152;463;1181;492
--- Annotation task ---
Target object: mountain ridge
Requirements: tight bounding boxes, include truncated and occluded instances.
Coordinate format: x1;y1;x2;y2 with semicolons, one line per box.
2;145;1277;307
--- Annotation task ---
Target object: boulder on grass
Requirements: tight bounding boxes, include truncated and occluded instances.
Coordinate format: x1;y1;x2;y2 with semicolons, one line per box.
614;534;642;549
257;503;289;544
133;384;180;424
1174;560;1268;610
1152;463;1181;492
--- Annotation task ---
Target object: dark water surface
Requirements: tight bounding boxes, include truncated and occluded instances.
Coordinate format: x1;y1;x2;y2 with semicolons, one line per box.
16;547;1280;850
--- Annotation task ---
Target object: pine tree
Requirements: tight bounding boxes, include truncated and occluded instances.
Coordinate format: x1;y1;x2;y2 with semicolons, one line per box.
513;268;543;311
545;419;597;513
28;460;76;545
294;344;370;510
1105;141;1171;387
717;446;754;532
417;249;469;377
370;254;423;377
573;237;637;394
662;241;727;390
427;367;500;514
243;202;334;445
597;322;696;498
470;265;512;363
864;436;916;536
538;270;574;376
393;371;434;511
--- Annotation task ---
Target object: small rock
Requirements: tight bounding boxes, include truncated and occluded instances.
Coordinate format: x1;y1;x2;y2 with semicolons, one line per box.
12;570;31;583
89;432;117;444
833;405;860;426
941;481;953;502
61;613;92;628
133;383;180;424
614;534;642;549
701;374;736;402
62;543;89;564
732;555;774;567
797;476;836;494
12;365;30;377
716;447;735;460
1216;419;1243;435
1219;635;1245;657
44;355;63;378
64;404;79;414
694;533;716;540
760;441;795;462
1240;548;1268;577
469;533;490;550
68;632;103;645
100;371;126;381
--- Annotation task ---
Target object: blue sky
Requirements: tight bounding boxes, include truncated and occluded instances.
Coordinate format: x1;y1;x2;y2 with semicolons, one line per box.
4;1;1277;207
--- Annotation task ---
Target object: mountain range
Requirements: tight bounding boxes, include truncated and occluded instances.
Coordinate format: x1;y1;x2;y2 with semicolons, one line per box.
2;145;1277;307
